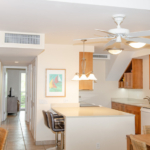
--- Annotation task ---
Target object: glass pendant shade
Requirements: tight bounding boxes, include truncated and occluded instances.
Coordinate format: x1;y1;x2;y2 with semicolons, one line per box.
128;42;146;48
107;48;123;55
72;74;80;80
80;74;88;80
88;73;97;80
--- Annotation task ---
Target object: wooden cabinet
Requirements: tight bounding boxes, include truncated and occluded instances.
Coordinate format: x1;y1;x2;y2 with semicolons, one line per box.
111;102;141;134
124;73;132;88
125;105;141;134
79;52;93;90
119;59;143;89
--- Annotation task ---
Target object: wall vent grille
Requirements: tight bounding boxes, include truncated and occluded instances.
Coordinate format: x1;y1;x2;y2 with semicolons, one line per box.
5;33;40;45
93;54;110;59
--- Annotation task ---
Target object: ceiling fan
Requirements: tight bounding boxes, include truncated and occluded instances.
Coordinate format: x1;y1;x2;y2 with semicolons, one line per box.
75;14;150;54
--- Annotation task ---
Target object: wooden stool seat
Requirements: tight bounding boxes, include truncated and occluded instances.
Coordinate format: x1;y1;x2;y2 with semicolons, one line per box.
130;134;147;150
0;127;8;150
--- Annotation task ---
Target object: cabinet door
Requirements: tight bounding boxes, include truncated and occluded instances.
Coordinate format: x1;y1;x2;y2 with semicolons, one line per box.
132;59;143;89
124;73;132;89
120;104;126;112
111;102;116;109
79;52;93;90
112;102;121;111
126;105;141;134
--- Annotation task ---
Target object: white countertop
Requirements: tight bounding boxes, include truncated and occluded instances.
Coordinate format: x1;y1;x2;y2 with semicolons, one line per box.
112;98;150;108
52;106;134;118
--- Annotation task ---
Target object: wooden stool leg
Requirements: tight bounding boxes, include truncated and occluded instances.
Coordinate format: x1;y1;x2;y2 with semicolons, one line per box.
61;131;64;150
127;136;132;150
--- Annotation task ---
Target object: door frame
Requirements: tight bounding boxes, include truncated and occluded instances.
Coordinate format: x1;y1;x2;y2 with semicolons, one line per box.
1;66;27;121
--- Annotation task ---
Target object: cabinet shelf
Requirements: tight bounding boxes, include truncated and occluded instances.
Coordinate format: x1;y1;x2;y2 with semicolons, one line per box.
119;59;143;89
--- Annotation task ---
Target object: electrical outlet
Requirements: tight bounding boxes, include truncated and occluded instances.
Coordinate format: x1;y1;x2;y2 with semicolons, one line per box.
96;143;100;149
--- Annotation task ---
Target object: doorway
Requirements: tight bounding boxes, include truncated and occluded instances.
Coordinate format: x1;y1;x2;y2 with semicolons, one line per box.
21;72;26;110
2;66;27;121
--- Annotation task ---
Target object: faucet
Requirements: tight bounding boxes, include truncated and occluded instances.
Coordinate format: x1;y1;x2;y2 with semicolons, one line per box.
143;96;150;104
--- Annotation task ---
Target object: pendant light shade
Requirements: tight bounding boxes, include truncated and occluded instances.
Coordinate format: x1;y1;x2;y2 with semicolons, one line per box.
72;73;80;80
107;48;123;55
80;74;88;80
88;73;97;80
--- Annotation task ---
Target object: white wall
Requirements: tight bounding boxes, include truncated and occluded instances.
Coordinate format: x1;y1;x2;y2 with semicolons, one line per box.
105;51;134;81
7;69;25;101
35;44;94;142
128;55;149;99
79;60;129;108
0;62;3;124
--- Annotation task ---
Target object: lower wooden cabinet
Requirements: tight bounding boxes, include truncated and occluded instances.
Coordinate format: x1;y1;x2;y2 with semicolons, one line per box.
111;102;141;134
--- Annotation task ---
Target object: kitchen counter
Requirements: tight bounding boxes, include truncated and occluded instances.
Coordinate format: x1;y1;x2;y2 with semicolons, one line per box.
52;105;135;150
52;106;133;118
112;98;150;109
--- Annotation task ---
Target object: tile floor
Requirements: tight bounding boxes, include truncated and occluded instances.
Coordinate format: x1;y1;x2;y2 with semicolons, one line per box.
1;111;55;150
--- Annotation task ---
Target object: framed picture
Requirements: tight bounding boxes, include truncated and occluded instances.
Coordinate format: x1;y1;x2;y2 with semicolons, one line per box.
46;69;66;97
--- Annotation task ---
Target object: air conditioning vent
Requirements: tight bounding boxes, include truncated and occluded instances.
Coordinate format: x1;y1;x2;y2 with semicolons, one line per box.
93;54;110;60
5;33;40;45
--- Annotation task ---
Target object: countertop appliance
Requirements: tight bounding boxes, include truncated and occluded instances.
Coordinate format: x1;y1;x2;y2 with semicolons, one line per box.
141;107;150;133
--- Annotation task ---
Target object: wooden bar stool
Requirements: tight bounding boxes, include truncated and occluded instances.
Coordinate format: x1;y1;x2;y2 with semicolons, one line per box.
130;134;147;150
143;126;150;134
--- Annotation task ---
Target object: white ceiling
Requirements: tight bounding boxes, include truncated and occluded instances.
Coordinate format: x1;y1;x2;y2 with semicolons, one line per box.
0;0;150;65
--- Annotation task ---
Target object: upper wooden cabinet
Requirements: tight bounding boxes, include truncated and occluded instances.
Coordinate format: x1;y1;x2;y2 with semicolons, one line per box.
79;52;93;90
119;59;143;89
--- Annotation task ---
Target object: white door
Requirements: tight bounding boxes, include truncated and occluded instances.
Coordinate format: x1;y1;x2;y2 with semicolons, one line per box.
31;66;35;137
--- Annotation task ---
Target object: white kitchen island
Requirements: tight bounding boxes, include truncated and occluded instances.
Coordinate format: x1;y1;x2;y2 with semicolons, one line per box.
52;106;135;150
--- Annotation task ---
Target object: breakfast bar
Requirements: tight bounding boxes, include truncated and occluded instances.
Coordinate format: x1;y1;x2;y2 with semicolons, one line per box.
52;105;135;150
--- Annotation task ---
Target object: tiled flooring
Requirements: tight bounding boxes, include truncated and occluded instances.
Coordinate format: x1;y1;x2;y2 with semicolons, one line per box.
1;111;55;150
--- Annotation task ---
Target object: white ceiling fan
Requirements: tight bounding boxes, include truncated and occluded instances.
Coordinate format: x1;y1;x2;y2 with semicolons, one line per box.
75;14;150;54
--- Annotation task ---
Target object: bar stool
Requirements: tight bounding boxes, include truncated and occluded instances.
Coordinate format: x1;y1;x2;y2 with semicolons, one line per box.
130;134;147;150
42;110;64;150
143;125;150;134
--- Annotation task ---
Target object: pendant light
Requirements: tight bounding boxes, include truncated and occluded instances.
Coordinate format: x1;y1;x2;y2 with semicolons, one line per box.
80;39;88;80
88;72;97;80
72;73;80;80
72;39;97;81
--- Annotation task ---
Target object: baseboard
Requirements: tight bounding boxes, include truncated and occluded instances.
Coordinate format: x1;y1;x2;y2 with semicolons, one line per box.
35;140;55;145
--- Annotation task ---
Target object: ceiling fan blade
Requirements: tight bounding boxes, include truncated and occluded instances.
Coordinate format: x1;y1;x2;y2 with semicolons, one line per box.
128;30;150;37
95;29;116;35
74;37;114;41
126;37;150;44
103;39;116;50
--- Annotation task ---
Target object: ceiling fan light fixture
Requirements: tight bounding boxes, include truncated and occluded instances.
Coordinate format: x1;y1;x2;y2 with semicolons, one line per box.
106;48;123;55
127;42;146;48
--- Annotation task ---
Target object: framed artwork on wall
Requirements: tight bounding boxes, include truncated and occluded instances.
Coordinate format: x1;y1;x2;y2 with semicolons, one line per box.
46;69;66;97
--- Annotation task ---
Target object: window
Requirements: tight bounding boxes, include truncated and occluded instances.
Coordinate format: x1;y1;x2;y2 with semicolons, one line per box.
21;73;26;109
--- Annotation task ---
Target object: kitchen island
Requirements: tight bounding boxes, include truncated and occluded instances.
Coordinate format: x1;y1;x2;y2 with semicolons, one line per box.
52;106;135;150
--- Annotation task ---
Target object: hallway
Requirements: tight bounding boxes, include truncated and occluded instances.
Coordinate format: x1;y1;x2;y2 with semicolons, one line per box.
1;111;53;150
